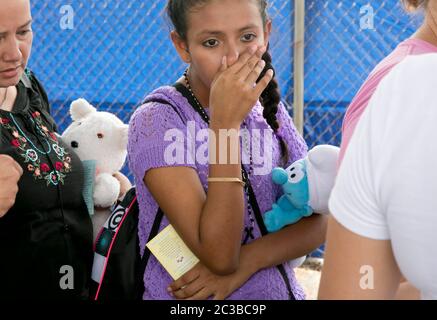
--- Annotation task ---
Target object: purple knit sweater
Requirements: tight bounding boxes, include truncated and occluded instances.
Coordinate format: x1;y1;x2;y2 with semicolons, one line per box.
128;85;308;300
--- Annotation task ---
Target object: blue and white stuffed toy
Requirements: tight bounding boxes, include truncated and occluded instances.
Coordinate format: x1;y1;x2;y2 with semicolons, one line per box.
264;145;340;233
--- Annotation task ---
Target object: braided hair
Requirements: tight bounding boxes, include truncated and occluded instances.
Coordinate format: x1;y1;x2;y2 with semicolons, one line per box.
257;46;289;165
167;0;290;164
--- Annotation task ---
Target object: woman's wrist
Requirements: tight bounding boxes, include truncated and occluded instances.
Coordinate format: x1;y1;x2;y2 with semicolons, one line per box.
208;121;242;166
209;119;241;131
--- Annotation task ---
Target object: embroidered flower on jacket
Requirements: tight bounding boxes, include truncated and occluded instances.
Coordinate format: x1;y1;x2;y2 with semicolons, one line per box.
55;162;64;171
1;111;73;186
31;111;41;118
49;132;57;141
40;163;50;173
0;118;10;125
11;139;21;147
25;149;38;163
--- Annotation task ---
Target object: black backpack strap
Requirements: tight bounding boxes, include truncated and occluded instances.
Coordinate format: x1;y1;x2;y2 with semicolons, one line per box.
142;84;189;124
173;83;204;118
144;97;187;124
141;208;164;268
135;207;164;299
244;171;296;301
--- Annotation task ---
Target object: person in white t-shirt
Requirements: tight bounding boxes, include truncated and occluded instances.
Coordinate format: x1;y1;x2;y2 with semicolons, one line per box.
318;53;437;300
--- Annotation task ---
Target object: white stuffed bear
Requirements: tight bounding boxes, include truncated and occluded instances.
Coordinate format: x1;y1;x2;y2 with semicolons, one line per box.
61;98;129;209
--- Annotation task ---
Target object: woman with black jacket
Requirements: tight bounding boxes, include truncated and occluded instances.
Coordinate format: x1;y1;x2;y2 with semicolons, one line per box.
0;0;93;299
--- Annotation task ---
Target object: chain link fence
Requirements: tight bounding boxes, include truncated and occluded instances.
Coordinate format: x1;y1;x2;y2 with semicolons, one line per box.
302;0;421;150
30;0;423;150
29;0;424;257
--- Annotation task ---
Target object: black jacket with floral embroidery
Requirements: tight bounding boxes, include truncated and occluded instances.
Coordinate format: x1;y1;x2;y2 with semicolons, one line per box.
0;71;93;300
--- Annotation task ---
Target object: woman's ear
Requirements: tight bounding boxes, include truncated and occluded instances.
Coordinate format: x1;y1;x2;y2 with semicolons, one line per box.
264;19;272;47
171;31;191;63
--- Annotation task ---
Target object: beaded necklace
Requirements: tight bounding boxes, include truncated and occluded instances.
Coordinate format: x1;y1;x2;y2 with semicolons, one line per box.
10;113;52;154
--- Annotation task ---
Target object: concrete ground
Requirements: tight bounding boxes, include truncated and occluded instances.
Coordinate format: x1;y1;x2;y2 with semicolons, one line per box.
295;258;323;300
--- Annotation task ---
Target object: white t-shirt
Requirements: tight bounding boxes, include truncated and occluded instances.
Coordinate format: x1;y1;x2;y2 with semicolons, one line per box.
329;53;437;300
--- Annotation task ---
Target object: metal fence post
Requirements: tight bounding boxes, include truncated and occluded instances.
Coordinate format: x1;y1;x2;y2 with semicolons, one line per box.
293;0;305;135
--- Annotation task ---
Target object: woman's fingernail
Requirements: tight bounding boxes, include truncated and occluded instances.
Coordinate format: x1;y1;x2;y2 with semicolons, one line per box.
167;287;172;292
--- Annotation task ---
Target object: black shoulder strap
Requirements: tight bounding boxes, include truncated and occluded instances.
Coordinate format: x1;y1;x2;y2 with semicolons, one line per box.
173;83;201;115
245;181;295;300
136;208;164;299
143;96;187;124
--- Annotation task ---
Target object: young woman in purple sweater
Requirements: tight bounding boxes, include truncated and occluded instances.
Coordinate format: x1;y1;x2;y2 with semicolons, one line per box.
128;0;327;300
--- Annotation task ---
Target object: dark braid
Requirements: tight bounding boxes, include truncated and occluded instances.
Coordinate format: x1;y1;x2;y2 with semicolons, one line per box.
258;48;290;165
167;0;290;164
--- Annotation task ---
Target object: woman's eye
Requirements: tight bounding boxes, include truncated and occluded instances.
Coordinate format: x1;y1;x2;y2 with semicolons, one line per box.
241;34;256;42
203;39;219;48
17;30;31;36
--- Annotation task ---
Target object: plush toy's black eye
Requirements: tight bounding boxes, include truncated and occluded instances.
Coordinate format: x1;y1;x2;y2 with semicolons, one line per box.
291;174;296;179
290;167;295;172
97;133;104;139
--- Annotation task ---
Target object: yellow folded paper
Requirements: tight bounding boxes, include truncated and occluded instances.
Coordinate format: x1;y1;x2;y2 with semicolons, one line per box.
146;224;199;280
